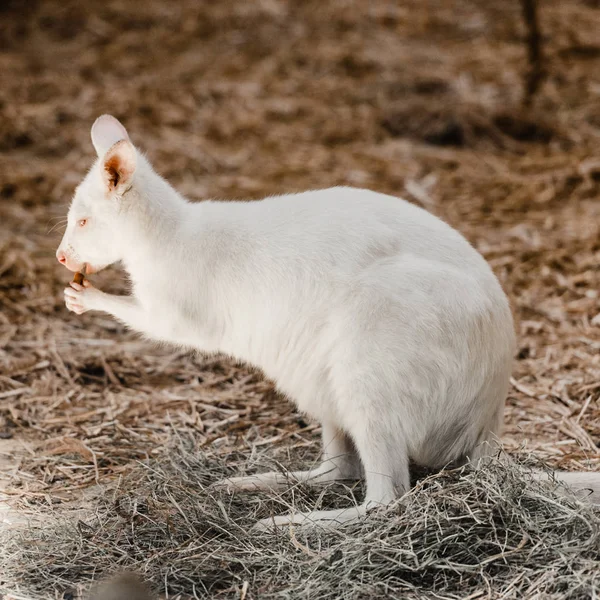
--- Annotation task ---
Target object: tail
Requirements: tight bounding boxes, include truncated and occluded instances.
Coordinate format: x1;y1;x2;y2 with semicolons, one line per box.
469;432;600;505
533;470;600;504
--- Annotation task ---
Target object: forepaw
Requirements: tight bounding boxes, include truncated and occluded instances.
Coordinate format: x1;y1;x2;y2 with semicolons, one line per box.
64;279;101;315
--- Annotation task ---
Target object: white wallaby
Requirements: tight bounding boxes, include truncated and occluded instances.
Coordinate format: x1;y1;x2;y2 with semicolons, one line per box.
57;115;600;529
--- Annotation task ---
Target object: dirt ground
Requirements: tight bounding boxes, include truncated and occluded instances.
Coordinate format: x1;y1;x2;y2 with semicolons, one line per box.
0;0;600;585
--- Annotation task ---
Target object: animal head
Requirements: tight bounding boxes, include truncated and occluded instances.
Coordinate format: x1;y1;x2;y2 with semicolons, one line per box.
56;115;139;273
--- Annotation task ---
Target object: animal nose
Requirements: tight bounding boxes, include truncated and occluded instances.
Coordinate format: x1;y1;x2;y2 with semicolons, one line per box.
56;250;66;264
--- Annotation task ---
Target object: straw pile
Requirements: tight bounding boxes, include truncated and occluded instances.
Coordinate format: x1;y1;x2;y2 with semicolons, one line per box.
1;441;599;599
1;0;600;596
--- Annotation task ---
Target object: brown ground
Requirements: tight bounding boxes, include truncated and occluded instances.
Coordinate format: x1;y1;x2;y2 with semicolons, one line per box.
0;0;599;518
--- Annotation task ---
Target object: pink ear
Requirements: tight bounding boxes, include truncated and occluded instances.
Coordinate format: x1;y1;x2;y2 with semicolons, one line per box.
102;140;136;194
91;115;130;157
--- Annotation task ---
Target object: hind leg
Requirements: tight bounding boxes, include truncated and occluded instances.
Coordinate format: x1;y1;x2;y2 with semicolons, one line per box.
463;405;504;469
214;422;361;492
253;425;409;530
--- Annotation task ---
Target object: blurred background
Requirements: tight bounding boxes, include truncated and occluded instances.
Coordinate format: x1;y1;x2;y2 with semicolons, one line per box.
0;0;599;505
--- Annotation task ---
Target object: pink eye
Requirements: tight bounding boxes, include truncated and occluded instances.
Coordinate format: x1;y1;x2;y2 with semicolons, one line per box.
78;219;88;227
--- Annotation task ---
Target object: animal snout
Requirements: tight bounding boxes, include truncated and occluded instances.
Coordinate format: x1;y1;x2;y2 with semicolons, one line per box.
56;249;67;264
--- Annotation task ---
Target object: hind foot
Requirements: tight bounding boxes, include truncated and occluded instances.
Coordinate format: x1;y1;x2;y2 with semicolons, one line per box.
252;504;368;531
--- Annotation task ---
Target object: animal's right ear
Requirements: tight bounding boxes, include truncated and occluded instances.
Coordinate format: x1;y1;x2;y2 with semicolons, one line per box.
91;115;130;158
101;139;136;195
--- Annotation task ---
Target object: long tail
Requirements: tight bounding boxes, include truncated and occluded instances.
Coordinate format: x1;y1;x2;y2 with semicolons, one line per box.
470;431;600;505
533;470;600;504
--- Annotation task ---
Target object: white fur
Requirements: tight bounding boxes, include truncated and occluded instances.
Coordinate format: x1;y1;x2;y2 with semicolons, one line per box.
58;116;600;528
91;114;131;157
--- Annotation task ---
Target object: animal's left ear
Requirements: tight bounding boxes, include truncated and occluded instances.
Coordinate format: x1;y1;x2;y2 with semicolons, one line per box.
102;139;137;195
91;114;130;157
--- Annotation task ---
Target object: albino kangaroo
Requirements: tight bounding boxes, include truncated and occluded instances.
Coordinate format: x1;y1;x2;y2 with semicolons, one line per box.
57;115;600;529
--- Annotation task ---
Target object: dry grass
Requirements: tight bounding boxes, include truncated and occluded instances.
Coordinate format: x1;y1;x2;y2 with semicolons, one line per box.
1;0;600;596
2;441;600;599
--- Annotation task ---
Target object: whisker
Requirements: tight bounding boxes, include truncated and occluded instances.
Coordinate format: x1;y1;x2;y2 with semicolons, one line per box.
48;221;67;234
46;216;68;233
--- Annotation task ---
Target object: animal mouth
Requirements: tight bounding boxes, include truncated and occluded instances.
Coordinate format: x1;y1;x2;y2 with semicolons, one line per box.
62;261;82;273
61;259;101;274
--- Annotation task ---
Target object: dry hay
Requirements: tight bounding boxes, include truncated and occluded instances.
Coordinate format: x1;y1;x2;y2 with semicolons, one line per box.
1;440;600;600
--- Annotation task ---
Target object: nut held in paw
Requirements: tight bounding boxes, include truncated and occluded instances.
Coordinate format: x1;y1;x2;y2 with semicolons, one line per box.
73;263;87;285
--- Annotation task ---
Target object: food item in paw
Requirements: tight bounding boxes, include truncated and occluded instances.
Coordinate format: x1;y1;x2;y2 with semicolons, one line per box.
73;264;87;285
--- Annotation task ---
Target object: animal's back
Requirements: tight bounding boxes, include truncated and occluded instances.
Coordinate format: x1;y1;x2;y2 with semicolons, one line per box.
225;186;494;276
197;186;509;337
